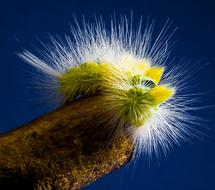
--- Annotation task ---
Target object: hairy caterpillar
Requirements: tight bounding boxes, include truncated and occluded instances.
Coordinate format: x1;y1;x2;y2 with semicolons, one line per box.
19;16;202;157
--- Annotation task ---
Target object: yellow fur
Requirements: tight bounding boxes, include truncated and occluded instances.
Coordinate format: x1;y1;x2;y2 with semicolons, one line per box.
145;67;164;85
150;86;175;105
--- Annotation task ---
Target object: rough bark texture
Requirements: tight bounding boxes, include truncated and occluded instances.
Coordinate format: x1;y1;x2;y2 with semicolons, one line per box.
0;96;134;190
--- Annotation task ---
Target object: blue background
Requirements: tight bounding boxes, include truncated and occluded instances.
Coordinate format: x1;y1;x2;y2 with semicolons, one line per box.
0;0;215;189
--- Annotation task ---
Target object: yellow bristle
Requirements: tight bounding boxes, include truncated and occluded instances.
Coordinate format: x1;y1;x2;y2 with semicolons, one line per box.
145;67;164;85
150;85;174;105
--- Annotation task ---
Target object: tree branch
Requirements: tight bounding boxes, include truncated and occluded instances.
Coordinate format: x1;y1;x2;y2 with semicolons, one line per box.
0;96;134;190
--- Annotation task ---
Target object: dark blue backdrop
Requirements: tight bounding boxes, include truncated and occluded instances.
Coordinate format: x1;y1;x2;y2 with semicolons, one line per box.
0;0;215;189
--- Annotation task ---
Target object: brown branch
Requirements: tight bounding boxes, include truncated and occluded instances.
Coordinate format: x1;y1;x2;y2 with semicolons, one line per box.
0;96;134;190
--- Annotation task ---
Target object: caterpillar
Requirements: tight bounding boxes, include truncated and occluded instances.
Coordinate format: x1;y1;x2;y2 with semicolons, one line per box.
19;16;202;157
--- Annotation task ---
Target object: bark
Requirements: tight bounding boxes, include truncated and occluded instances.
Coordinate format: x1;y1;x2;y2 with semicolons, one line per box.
0;96;134;190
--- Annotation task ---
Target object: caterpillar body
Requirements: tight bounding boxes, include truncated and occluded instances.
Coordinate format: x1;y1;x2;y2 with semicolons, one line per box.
19;16;201;157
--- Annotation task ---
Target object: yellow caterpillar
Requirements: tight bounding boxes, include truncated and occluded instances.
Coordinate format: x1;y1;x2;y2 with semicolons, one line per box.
19;17;202;156
59;57;174;127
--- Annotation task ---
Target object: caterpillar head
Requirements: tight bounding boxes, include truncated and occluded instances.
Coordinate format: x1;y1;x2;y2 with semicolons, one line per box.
113;56;175;127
